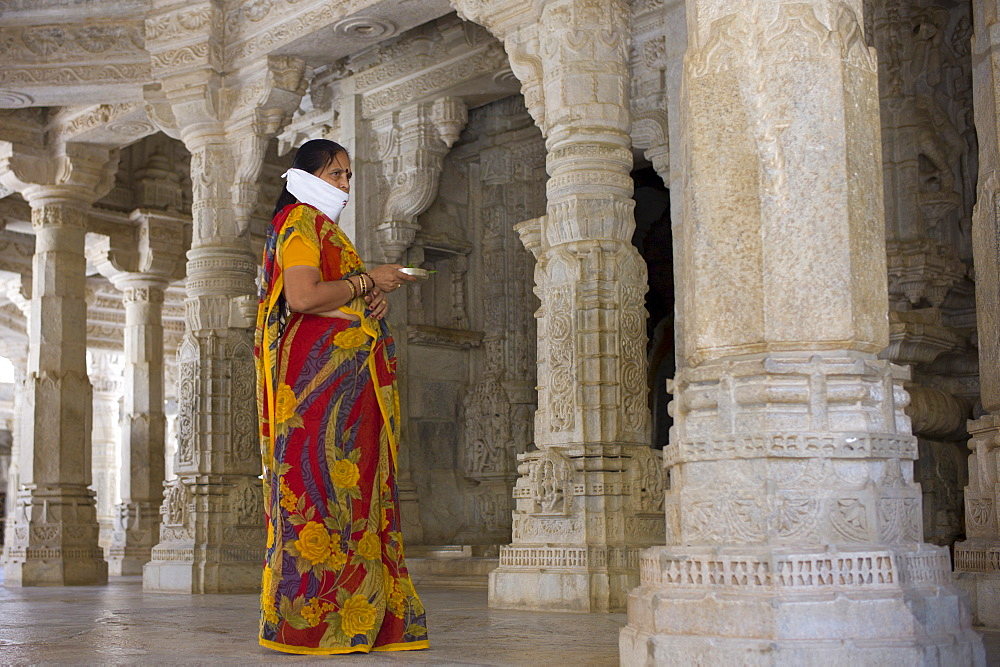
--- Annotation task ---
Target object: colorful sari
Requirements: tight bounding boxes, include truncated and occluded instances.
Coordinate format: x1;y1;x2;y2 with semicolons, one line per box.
254;203;428;655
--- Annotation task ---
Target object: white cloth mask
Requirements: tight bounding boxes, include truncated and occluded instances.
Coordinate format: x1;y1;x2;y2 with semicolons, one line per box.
281;168;350;222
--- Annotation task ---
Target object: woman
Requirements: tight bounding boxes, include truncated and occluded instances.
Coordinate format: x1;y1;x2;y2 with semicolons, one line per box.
254;139;426;655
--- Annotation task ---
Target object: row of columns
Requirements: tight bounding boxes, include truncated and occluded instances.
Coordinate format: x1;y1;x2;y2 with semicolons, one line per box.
0;140;188;584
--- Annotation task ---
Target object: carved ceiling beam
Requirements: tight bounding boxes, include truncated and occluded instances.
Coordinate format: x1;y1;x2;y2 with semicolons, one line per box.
223;0;453;70
0;19;151;108
374;97;468;263
449;0;540;40
0;229;35;279
87;209;189;285
143;53;307;245
48;103;158;149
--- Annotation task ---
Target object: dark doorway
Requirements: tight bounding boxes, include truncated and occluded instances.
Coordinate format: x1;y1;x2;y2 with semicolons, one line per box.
631;167;673;450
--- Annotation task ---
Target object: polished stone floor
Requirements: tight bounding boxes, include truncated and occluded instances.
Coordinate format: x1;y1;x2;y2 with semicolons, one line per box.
1;568;998;665
0;570;623;665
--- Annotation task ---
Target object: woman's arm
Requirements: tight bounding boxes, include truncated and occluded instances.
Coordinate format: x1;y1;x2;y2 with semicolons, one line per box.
283;266;359;314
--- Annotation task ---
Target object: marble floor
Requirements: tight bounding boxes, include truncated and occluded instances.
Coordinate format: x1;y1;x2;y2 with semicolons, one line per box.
0;568;998;665
0;570;623;665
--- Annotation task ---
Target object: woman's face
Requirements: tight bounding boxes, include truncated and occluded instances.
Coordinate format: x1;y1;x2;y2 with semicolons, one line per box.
315;152;352;194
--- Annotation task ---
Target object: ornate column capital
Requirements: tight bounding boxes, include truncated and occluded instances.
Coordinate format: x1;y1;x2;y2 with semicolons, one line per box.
88;209;189;286
0;139;119;209
449;0;540;41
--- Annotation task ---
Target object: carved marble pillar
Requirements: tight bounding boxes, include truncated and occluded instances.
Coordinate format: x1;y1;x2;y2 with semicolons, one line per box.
620;2;984;663
0;142;118;586
87;350;124;552
90;210;186;576
954;0;1000;630
112;282;168;575
461;0;666;613
139;41;306;592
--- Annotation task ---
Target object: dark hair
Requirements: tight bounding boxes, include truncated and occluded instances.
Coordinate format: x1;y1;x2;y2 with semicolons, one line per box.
272;139;349;217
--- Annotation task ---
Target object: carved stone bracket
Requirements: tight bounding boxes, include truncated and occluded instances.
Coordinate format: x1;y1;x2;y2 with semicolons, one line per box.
374;97;468;263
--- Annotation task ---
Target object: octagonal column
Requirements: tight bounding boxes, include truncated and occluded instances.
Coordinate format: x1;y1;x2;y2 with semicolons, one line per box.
620;1;984;663
87;350;124;552
108;277;170;575
954;0;1000;629
89;208;187;577
0;142;118;585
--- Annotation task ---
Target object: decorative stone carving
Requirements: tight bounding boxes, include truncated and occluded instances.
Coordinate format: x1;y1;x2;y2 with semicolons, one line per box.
373;97;468;263
89;207;188;576
481;0;664;615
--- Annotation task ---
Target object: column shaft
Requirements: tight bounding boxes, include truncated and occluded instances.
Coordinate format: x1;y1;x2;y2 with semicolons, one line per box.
88;351;124;552
142;139;265;594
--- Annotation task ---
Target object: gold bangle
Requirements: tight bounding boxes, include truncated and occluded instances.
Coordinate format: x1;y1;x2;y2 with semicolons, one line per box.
359;273;369;296
344;277;357;299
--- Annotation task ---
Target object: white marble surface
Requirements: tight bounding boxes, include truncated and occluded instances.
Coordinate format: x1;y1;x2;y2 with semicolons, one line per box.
0;569;624;665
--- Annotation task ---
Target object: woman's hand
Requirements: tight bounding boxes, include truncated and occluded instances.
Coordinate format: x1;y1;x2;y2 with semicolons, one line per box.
367;264;418;292
365;287;389;320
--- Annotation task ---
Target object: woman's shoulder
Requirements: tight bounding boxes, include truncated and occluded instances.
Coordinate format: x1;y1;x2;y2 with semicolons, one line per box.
273;204;324;245
279;202;320;225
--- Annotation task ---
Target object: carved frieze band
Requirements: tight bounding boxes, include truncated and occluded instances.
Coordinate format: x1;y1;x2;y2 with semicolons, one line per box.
639;545;951;590
499;545;642;570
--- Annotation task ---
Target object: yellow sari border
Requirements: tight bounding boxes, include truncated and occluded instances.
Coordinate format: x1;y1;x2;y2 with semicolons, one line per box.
259;637;370;655
372;639;431;652
259;637;430;655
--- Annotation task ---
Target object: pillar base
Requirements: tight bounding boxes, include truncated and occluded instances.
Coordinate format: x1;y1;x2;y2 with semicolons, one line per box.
108;549;151;577
142;546;260;593
2;551;108;587
489;545;644;612
2;486;108;587
620;544;985;666
954;569;1000;629
107;502;162;577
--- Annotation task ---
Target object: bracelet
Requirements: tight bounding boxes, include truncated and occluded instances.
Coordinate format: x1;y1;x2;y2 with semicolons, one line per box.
344;277;358;299
359;273;370;296
364;273;375;294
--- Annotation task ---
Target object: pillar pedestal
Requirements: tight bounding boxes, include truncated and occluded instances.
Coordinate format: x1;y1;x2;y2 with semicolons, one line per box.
954;414;1000;627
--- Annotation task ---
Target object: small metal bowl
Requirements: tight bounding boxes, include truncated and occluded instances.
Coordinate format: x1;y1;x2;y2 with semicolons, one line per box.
399;267;431;280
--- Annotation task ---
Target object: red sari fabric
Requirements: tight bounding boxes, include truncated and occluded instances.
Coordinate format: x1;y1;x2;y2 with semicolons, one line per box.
254;203;428;655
